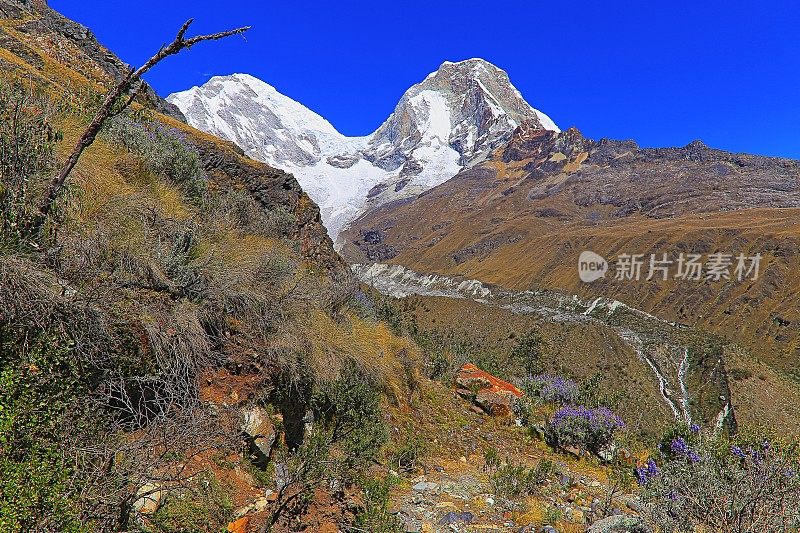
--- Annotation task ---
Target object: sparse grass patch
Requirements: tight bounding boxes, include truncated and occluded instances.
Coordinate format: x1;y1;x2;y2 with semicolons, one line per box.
0;80;63;251
105;114;207;200
354;474;404;533
148;472;234;533
483;446;501;472
490;459;553;499
388;434;427;473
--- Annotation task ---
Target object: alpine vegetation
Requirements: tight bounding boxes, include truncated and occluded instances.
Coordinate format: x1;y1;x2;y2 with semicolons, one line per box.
638;426;800;532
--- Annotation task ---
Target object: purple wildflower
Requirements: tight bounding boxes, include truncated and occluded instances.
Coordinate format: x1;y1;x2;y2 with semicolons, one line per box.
528;374;580;405
690;423;701;433
551;405;626;430
731;445;747;459
546;405;625;454
670;437;690;456
636;459;660;485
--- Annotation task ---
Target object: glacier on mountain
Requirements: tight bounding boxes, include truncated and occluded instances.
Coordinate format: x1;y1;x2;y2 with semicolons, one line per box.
168;59;558;242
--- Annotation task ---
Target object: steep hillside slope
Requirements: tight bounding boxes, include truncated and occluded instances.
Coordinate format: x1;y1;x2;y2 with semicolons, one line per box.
168;59;559;239
341;124;800;372
0;2;419;530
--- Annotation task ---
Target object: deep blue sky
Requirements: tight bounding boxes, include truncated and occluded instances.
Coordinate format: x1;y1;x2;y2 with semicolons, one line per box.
51;0;800;158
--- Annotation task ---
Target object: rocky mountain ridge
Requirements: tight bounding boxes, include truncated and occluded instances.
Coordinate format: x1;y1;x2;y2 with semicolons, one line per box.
340;121;800;377
0;0;184;119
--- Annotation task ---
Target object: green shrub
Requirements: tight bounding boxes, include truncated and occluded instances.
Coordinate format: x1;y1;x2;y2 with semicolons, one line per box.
313;361;389;474
0;330;89;532
511;329;546;376
0;81;63;250
149;472;234;533
354;475;403;533
483;446;501;472
543;505;562;525
490;459;553;499
389;434;426;473
106;115;206;199
266;364;392;528
577;372;623;409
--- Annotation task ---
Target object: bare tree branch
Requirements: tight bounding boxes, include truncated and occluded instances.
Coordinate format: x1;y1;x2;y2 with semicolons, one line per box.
34;19;250;231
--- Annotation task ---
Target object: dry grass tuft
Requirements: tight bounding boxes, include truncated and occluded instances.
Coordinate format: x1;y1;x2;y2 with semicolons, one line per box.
305;310;422;405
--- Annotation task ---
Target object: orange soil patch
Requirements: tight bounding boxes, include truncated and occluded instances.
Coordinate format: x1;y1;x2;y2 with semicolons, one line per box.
456;363;524;397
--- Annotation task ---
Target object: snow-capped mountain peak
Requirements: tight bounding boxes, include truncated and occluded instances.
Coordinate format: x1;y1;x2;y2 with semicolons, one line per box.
168;73;348;168
168;59;559;241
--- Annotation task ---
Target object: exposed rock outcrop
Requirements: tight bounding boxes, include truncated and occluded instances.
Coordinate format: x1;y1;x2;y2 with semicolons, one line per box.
454;363;524;417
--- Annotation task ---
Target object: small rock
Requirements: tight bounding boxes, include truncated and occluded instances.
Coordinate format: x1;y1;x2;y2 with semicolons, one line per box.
437;511;475;525
226;517;249;533
399;512;422;533
233;495;271;519
132;482;166;514
564;445;582;458
623;496;642;512
241;407;276;467
597;443;617;462
485;496;495;506
617;448;633;464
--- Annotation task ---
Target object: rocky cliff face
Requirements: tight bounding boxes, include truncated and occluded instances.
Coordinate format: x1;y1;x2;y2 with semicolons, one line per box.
0;0;184;120
168;59;558;240
189;134;349;279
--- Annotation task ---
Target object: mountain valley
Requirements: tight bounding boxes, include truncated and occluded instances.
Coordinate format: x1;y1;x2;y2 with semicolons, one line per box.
2;1;800;532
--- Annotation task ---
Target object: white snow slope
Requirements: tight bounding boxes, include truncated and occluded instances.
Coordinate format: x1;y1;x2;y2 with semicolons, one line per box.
168;59;559;243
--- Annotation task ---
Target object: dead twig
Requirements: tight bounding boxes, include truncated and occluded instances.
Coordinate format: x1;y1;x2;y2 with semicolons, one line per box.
34;19;250;230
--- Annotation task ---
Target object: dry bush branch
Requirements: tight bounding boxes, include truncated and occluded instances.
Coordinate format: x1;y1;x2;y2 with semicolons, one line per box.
35;19;250;229
0;254;115;367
